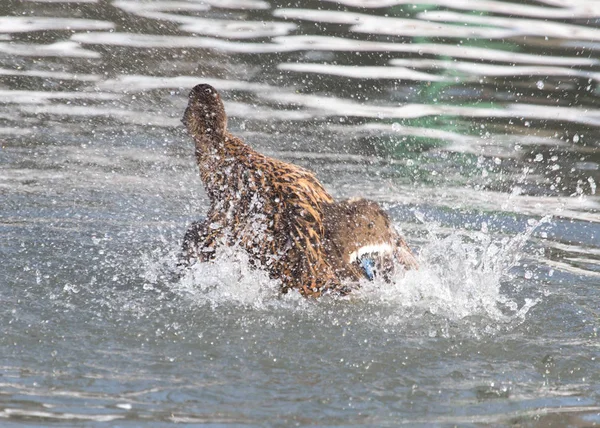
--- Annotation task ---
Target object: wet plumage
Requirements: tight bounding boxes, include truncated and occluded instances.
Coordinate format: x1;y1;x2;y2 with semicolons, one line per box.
180;84;417;296
322;198;418;282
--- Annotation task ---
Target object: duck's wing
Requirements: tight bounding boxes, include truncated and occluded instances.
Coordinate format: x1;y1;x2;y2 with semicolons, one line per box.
268;164;348;296
178;210;226;267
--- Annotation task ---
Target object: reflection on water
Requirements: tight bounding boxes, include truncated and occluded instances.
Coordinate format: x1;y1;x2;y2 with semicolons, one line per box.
1;0;599;425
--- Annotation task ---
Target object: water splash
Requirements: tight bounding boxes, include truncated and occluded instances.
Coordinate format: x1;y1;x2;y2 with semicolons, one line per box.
140;216;550;333
140;244;309;311
357;216;551;325
173;250;283;309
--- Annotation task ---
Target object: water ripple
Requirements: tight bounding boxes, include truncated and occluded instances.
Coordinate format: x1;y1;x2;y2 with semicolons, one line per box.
90;74;274;93
71;32;286;52
1;1;599;422
0;41;100;58
260;91;600;127
388;58;600;81
0;90;120;104
273;35;599;66
0;67;101;82
114;1;294;39
0;16;113;32
279;62;449;82
421;11;600;41
274;9;517;38
323;0;600;19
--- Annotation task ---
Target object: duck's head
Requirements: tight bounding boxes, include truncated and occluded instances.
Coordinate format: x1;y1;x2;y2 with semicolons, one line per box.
323;198;417;282
183;83;227;137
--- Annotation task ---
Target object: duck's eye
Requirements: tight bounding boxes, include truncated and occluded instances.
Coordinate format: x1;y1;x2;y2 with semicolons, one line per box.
368;222;374;229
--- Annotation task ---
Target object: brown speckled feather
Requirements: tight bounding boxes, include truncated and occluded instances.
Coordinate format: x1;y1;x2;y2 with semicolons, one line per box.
181;84;344;296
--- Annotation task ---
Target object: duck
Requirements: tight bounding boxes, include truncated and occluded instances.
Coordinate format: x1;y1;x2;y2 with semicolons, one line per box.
322;198;418;282
179;83;417;297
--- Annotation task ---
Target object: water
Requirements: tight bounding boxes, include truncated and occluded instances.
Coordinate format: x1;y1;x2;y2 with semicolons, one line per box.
1;0;599;425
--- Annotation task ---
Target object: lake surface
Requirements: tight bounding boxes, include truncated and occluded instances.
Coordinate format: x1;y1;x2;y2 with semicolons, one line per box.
1;0;599;426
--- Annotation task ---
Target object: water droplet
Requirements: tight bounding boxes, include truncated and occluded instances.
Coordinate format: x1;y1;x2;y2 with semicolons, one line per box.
63;283;80;294
588;177;597;195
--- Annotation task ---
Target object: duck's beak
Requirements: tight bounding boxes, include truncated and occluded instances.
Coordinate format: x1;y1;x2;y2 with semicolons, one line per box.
360;257;376;281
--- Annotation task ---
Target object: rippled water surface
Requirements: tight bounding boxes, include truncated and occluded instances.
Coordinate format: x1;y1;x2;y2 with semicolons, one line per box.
1;0;599;425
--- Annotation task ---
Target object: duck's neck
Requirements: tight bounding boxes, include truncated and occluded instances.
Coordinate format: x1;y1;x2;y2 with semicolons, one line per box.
194;131;251;201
